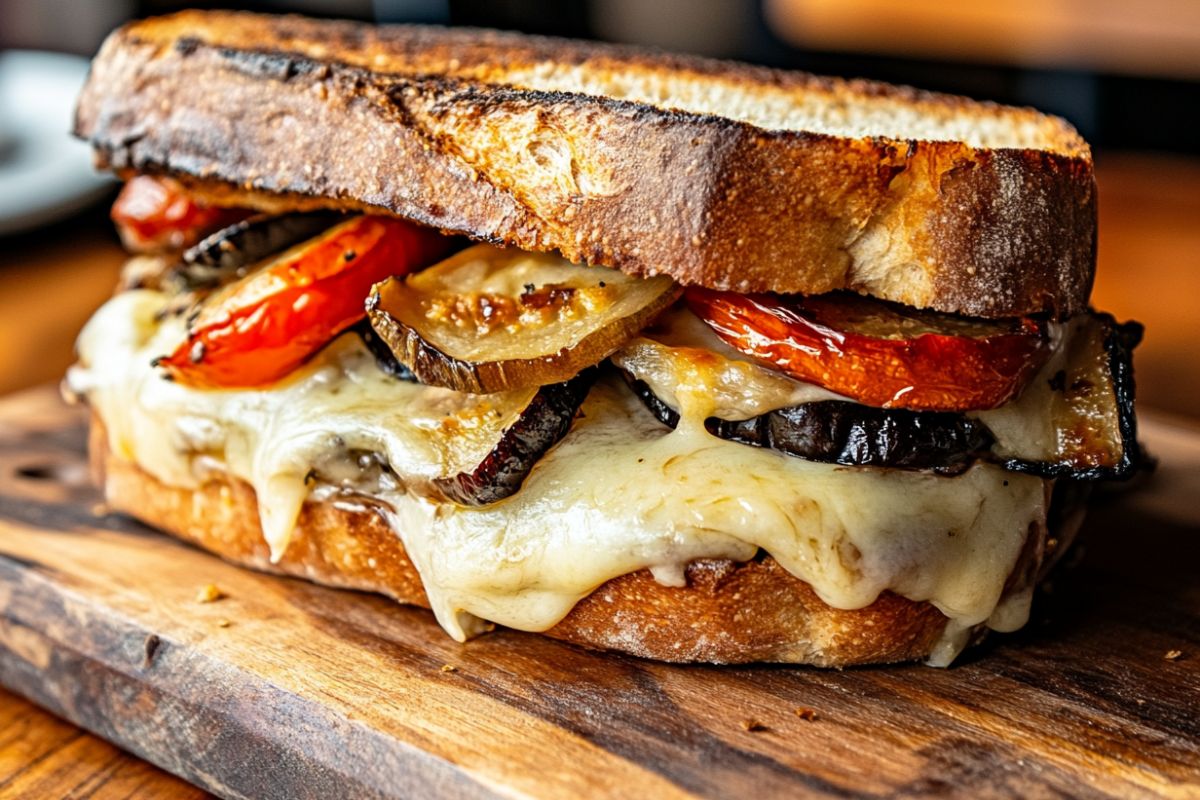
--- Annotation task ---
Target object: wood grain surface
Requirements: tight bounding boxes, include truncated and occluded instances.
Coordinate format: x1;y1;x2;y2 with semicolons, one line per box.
0;685;210;799
0;386;1197;799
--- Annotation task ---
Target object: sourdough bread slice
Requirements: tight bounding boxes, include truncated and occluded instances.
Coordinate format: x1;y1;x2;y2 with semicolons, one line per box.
75;10;1095;319
92;418;1059;666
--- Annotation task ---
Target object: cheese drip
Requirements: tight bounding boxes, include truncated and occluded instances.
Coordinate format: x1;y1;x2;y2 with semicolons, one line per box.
71;291;1048;664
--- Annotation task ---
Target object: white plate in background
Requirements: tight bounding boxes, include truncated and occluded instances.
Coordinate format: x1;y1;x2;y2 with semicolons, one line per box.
0;51;113;237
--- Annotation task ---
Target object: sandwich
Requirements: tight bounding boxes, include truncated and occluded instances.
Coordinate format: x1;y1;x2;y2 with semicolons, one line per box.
67;10;1143;666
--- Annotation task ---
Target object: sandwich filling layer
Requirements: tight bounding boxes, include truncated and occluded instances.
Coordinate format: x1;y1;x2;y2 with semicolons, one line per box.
72;289;1048;664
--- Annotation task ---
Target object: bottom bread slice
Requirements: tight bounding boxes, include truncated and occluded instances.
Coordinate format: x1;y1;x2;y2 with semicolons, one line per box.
91;418;1009;666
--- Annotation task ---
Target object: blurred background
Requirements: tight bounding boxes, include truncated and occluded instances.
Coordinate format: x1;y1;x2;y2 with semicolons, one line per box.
0;0;1197;416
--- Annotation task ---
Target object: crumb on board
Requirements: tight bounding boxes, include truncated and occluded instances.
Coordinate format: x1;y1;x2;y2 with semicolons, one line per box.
440;664;458;673
195;584;224;603
794;707;820;721
1165;649;1183;661
217;619;232;628
740;719;766;732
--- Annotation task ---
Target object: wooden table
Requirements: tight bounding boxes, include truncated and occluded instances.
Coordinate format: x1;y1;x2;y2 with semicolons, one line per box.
0;153;1197;798
0;686;207;799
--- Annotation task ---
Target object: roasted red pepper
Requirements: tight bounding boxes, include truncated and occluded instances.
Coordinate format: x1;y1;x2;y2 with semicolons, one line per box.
112;175;250;252
686;289;1049;411
156;216;451;388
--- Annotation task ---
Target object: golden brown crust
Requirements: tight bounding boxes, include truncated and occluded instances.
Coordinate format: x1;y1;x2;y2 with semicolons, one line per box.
75;10;1095;319
92;417;980;667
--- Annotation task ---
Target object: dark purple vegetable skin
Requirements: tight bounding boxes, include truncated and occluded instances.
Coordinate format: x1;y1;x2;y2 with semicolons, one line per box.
434;369;596;506
173;212;344;290
353;319;418;382
623;375;992;474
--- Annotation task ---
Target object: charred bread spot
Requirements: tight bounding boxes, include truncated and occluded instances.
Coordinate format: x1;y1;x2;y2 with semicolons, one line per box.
215;46;328;82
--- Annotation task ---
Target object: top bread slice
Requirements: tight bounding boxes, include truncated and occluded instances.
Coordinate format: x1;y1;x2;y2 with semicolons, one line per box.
74;10;1096;318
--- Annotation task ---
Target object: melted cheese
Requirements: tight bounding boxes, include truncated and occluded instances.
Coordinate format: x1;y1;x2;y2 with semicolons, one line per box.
973;317;1081;462
622;307;1073;460
71;291;1048;665
613;309;846;421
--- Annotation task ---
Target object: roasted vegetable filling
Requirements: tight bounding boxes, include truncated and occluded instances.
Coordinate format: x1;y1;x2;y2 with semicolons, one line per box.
109;179;1144;508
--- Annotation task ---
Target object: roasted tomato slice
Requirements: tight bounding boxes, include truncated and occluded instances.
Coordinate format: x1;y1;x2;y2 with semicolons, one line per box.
156;216;450;388
112;175;251;252
686;289;1050;411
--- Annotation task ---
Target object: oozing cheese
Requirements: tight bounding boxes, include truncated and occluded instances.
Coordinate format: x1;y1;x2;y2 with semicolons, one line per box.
71;290;1048;665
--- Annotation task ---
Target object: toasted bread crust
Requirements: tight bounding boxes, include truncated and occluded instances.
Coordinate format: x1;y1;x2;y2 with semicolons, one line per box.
75;11;1095;319
92;418;965;666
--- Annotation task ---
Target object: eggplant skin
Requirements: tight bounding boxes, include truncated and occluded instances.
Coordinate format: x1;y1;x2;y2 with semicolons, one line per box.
715;404;993;474
172;211;343;290
353;320;418;382
434;369;597;506
623;376;992;474
1002;316;1144;481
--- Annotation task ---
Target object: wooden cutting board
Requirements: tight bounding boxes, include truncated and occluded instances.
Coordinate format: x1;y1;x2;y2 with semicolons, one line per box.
1;386;1198;799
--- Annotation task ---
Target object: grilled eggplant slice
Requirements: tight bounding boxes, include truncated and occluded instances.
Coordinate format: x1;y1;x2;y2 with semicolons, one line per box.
434;369;596;506
993;313;1143;480
714;403;993;474
624;376;991;473
172;212;343;290
368;244;679;393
